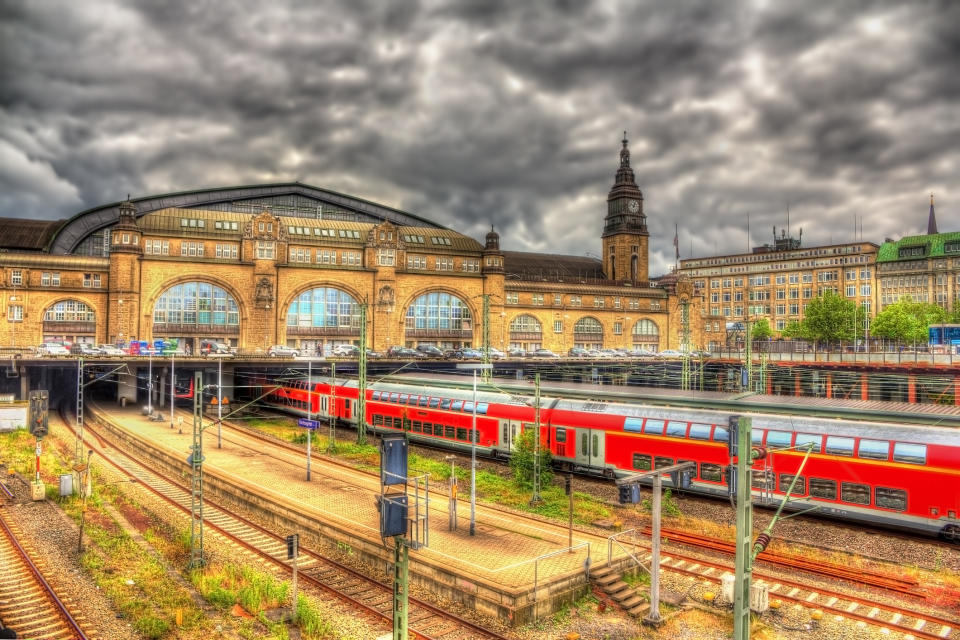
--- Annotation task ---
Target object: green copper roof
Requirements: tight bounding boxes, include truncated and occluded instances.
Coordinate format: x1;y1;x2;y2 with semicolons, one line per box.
877;231;960;262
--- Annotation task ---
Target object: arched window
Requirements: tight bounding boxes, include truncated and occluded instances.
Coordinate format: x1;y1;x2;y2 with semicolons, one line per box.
509;315;542;334
44;300;95;322
153;282;239;328
632;319;659;344
405;292;472;335
631;255;638;281
287;287;361;330
573;316;603;349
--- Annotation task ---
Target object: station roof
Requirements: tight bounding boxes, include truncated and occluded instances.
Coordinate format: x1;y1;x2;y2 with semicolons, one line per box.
877;231;960;262
0;218;65;252
503;251;605;282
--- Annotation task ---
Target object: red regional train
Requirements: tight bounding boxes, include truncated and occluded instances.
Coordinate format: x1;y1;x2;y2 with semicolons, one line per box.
256;375;960;541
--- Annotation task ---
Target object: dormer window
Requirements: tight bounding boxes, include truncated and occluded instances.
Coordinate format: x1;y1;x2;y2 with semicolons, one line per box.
945;241;960;254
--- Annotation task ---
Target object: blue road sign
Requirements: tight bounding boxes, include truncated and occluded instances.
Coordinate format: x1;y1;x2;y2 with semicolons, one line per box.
298;418;320;429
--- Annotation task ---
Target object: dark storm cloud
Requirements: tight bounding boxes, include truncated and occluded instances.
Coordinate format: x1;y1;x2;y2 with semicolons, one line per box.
1;0;958;275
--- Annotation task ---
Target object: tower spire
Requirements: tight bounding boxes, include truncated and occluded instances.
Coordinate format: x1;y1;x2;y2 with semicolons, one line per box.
928;193;938;235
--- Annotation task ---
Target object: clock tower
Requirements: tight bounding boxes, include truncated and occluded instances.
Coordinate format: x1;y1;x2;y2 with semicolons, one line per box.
602;132;648;282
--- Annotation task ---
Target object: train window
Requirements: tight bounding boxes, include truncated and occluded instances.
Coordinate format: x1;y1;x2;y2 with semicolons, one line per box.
857;439;890;461
429;398;440;408
372;391;381;400
419;397;429;407
581;433;588;456
593;433;599;454
766;430;792;448
440;399;452;410
476;403;488;415
678;459;697;478
809;478;837;500
390;393;399;403
875;487;907;511
751;430;765;445
892;442;926;465
841;482;870;506
633;454;652;471
423;422;432;433
463;402;474;413
451;400;464;411
689;424;712;440
624;417;644;433
471;429;478;444
502;424;509;441
412;421;422;432
398;394;408;405
778;474;806;495
825;436;855;456
457;428;468;441
373;415;384;426
795;433;822;453
666;421;688;438
556;428;567;443
643;419;665;435
713;426;729;442
655;456;674;469
445;426;455;439
434;424;443;436
751;470;775;490
700;463;723;482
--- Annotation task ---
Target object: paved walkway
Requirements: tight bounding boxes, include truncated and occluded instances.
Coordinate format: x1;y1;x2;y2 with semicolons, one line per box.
92;403;600;589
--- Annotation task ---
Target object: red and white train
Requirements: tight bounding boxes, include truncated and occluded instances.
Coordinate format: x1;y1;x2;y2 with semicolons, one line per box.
258;375;960;541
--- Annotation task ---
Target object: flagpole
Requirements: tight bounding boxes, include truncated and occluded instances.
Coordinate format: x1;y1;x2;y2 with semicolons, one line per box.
673;223;679;271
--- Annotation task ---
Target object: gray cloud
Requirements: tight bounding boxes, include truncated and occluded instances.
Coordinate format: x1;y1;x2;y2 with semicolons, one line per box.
0;0;957;276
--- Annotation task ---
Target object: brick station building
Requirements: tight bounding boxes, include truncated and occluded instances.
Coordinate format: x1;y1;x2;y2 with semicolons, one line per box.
0;138;702;355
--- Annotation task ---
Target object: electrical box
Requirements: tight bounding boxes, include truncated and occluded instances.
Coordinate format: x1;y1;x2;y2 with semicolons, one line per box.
28;390;49;438
727;415;739;457
618;483;641;504
750;582;769;612
380;434;408;486
721;573;735;603
286;534;299;560
377;494;408;538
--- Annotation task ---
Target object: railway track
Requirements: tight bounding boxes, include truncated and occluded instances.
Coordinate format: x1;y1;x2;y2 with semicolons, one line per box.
216;408;959;636
72;406;509;640
0;502;91;640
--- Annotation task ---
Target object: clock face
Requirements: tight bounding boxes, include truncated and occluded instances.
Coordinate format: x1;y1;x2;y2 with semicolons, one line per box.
628;199;640;213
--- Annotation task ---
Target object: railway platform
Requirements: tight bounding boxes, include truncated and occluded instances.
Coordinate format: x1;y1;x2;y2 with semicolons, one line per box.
86;402;606;626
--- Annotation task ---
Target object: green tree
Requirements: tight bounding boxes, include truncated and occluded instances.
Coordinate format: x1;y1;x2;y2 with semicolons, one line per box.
799;290;857;343
870;298;948;343
780;320;805;339
750;318;773;341
509;426;553;490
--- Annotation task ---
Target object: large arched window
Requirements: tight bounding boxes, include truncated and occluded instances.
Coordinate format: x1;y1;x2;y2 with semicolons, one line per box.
287;288;361;331
44;300;95;322
153;282;239;328
573;316;604;348
632;319;659;345
405;292;472;336
509;315;542;334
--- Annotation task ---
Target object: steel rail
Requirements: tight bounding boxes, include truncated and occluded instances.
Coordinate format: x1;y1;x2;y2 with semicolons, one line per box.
0;505;91;640
73;404;509;640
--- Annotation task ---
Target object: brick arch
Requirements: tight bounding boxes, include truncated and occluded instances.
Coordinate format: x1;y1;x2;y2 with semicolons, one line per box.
278;282;366;326
398;286;478;321
41;296;101;320
145;275;249;323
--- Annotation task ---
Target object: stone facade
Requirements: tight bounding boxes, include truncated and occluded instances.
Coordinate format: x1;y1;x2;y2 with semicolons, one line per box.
0;141;702;354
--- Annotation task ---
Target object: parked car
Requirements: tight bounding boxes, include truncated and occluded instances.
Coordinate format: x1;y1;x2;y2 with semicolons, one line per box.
447;347;482;360
331;344;360;357
390;347;425;359
268;344;299;357
597;349;620;358
531;348;560;358
627;348;657;358
70;343;102;356
365;349;384;359
656;349;684;358
486;347;505;360
37;342;69;356
415;344;444;359
508;348;527;358
200;341;233;356
98;344;125;356
568;347;589;358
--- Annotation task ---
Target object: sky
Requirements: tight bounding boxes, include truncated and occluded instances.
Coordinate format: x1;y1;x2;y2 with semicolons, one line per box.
1;1;958;276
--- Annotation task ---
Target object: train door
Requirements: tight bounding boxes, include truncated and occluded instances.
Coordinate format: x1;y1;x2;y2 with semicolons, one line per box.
573;427;604;470
501;420;521;453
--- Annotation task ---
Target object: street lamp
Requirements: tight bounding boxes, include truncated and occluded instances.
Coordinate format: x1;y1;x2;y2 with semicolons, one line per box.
457;363;493;536
147;348;153;415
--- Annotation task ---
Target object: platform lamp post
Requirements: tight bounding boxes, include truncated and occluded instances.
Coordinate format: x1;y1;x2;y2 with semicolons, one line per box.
169;350;175;429
147;347;153;415
457;363;492;536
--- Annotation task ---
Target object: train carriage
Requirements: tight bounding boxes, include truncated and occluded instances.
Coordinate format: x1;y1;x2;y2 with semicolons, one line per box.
257;375;960;540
